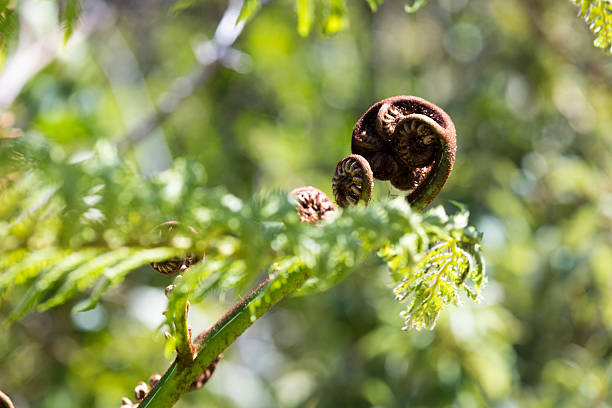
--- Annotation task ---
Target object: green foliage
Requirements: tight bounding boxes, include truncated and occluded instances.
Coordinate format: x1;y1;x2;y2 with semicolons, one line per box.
404;0;428;14
573;0;612;52
170;0;199;15
322;0;348;34
296;0;315;36
0;136;484;335
0;5;17;64
0;0;84;61
240;0;424;37
237;0;261;24
2;0;610;406
61;0;81;43
380;206;485;330
365;0;384;12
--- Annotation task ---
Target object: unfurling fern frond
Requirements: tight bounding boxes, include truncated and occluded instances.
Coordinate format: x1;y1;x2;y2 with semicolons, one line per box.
573;0;612;53
0;135;484;334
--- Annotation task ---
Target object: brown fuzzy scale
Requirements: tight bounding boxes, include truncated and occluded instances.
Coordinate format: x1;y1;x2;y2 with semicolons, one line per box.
332;154;374;207
290;186;336;223
352;95;457;210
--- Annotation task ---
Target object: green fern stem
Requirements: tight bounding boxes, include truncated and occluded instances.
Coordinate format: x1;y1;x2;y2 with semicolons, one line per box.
138;261;308;408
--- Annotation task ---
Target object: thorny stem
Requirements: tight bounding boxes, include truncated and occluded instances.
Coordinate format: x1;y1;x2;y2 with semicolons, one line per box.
138;264;309;408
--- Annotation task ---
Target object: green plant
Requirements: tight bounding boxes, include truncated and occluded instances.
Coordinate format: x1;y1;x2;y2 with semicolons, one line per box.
2;0;609;59
572;0;612;52
0;94;484;406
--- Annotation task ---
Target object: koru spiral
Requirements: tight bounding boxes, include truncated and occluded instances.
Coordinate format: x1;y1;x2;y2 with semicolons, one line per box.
332;154;373;208
349;95;457;211
290;186;336;223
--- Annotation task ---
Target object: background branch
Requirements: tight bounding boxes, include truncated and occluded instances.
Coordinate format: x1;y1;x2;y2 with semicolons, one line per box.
117;0;251;153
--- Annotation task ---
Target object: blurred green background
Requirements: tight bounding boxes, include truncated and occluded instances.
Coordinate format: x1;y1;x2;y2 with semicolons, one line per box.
1;0;612;407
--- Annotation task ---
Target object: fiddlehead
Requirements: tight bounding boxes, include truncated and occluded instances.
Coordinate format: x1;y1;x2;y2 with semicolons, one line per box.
351;96;457;211
331;154;373;207
290;186;336;223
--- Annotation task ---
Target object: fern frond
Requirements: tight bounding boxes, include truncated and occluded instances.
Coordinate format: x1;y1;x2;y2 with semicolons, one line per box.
1;136;484;333
0;249;70;293
78;247;182;311
61;0;81;43
6;248;102;324
573;0;612;53
37;248;147;312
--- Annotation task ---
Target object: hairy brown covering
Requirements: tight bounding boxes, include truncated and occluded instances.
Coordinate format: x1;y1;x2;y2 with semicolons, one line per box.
290;186;337;223
332;154;374;207
351;95;457;208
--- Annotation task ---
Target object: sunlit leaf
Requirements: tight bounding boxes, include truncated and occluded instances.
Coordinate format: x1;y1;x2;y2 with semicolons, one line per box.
61;0;81;43
296;0;314;37
237;0;261;24
323;0;348;34
365;0;384;12
404;0;428;13
572;0;612;53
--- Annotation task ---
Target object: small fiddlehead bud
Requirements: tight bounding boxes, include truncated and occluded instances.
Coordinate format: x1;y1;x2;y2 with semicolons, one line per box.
332;154;373;207
150;221;203;275
290;186;336;223
352;95;457;211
